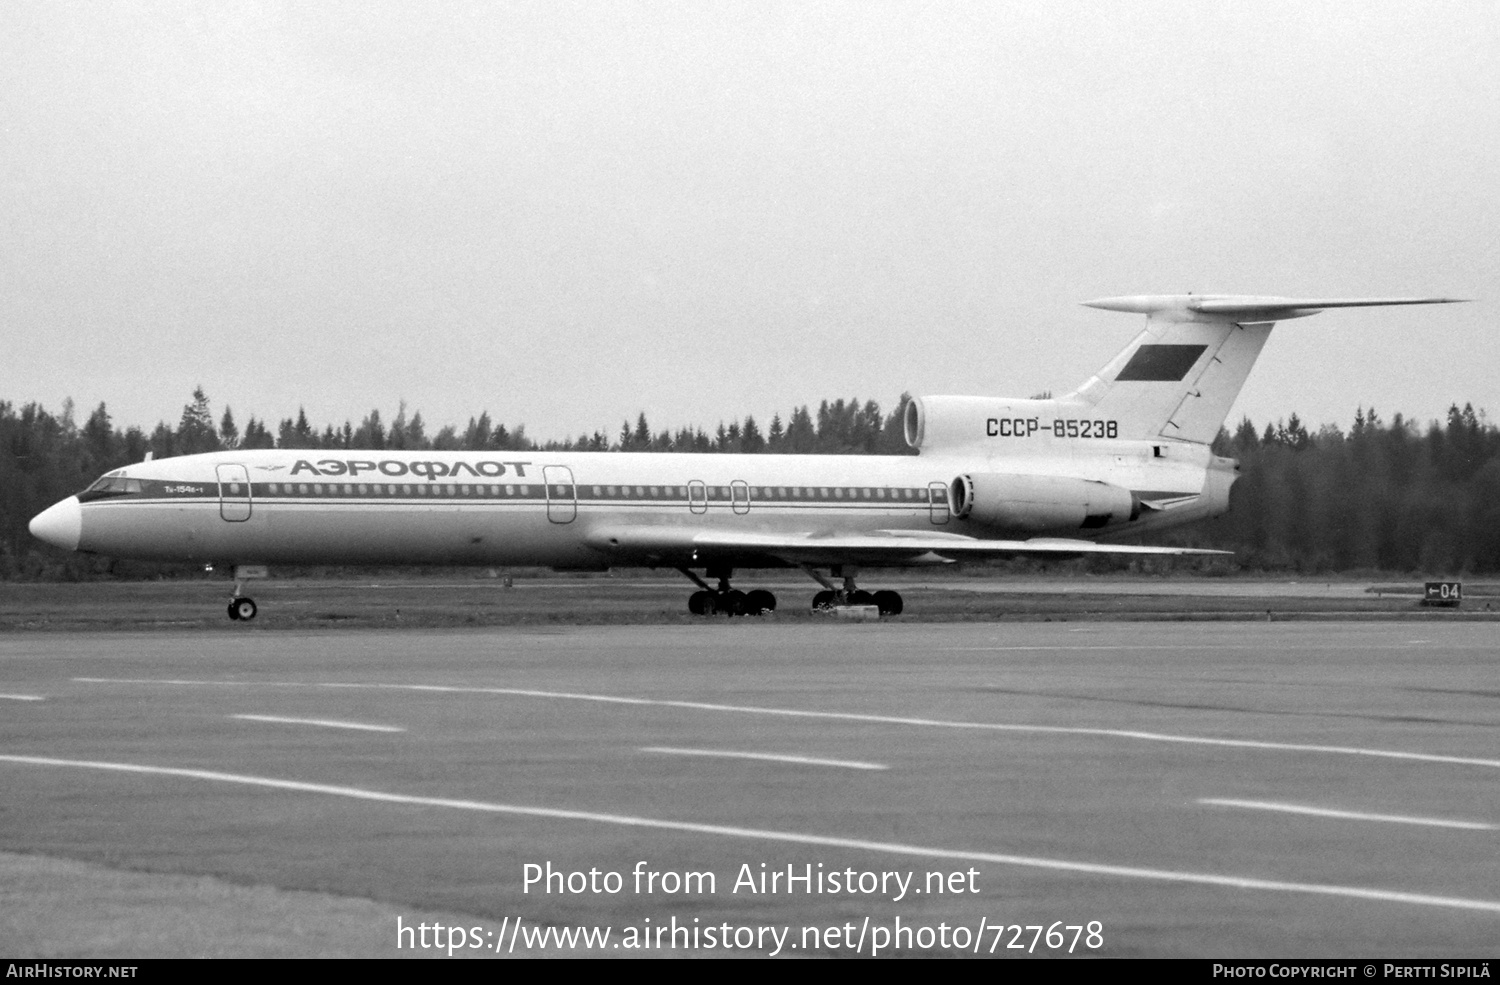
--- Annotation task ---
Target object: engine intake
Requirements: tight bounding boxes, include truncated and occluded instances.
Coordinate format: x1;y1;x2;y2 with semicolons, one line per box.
950;473;1140;533
904;395;1059;452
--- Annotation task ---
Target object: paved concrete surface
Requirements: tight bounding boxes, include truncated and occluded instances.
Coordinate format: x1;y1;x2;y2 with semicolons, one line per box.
1;622;1496;957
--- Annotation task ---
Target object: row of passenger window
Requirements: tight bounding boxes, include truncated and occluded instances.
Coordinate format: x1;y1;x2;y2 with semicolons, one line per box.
585;485;940;501
250;482;945;501
262;483;536;497
582;482;942;500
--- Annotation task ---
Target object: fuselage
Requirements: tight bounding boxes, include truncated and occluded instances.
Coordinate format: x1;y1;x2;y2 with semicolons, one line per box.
31;442;1235;570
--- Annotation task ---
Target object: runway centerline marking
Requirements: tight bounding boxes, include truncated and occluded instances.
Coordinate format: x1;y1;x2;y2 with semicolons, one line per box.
1200;799;1497;831
3;753;1498;915
71;678;1500;772
641;747;888;770
0;694;44;702
232;714;404;734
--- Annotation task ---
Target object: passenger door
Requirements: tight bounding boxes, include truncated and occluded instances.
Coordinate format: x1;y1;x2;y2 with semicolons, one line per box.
216;464;252;522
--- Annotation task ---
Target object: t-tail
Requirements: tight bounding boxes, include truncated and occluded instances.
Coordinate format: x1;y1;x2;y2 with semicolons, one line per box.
1066;295;1464;444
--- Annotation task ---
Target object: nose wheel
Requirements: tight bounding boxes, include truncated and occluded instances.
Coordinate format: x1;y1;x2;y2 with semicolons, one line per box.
226;567;260;621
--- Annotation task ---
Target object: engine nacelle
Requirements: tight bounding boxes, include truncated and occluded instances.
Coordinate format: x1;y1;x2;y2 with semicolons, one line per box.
904;395;1062;451
950;473;1141;533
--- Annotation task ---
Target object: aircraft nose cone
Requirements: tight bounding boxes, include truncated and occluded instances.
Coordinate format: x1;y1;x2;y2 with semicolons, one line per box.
29;496;82;551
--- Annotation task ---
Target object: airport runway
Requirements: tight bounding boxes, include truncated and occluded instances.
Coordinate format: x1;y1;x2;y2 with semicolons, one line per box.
1;622;1497;957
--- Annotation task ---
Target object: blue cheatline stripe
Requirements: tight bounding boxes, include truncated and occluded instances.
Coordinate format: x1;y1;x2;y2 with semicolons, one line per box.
86;481;952;507
251;483;941;503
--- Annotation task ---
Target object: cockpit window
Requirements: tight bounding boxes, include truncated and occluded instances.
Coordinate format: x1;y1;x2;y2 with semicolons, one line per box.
87;475;138;493
86;471;125;491
80;473;144;500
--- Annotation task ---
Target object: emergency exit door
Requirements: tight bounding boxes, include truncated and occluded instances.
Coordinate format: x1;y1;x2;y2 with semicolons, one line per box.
927;481;950;524
543;465;576;523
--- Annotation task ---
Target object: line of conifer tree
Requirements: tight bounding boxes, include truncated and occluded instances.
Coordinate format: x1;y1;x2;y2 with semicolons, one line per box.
1202;404;1500;573
4;387;1500;577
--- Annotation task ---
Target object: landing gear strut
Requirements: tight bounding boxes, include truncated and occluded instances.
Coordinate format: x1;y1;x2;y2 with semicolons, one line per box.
226;564;264;621
227;573;257;621
679;566;776;616
804;565;903;616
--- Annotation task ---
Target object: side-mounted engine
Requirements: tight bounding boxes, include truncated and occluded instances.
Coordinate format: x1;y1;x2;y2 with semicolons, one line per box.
950;473;1141;533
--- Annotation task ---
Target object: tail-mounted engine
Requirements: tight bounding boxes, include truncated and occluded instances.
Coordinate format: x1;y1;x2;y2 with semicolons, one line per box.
950;473;1141;533
905;396;1028;452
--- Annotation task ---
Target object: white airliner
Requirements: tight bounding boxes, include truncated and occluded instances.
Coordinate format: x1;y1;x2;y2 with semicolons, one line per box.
30;295;1460;620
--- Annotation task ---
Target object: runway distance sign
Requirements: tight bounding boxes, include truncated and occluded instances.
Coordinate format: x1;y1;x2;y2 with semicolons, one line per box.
1422;582;1462;607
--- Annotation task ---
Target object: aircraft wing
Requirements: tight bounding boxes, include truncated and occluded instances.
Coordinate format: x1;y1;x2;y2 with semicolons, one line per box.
583;526;1228;567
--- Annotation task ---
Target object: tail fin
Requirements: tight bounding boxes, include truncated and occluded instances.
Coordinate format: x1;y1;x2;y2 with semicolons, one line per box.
1065;295;1463;444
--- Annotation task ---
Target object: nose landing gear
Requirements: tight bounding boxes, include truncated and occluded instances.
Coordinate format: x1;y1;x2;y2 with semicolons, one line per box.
225;565;265;621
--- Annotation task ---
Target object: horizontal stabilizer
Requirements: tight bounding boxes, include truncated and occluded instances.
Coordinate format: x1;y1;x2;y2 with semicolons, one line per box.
1083;295;1466;321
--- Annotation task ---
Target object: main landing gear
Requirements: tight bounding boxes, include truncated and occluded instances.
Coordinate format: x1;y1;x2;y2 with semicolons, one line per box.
679;566;777;617
676;565;905;617
805;565;904;616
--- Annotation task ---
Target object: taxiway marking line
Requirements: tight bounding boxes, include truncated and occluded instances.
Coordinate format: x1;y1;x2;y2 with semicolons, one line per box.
1200;798;1496;831
943;645;1453;652
79;678;268;686
641;747;888;770
74;678;1500;771
949;645;1254;651
2;753;1497;915
0;694;44;702
232;714;404;733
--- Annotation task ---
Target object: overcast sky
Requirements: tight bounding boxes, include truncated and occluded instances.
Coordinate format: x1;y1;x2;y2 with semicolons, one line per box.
4;0;1495;442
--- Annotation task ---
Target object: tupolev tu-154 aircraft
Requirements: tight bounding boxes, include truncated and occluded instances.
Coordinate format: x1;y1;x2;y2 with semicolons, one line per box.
29;295;1461;620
